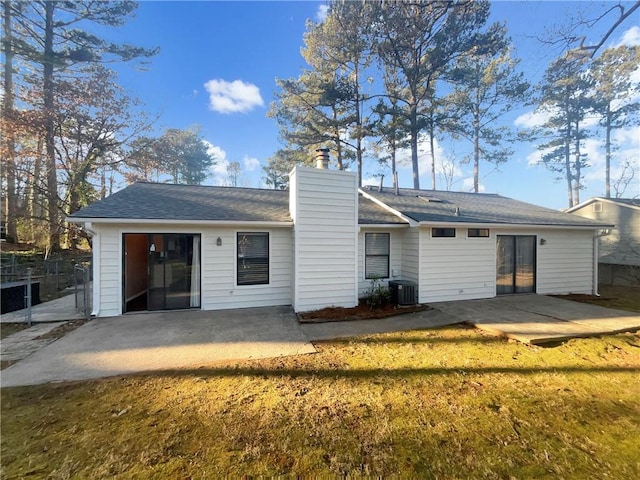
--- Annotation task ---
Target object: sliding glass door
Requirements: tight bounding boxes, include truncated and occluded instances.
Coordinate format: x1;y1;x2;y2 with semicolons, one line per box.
124;233;200;312
496;235;536;295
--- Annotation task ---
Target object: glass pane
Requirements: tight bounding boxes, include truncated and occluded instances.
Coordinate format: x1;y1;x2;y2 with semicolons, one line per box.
365;233;390;255
366;256;389;279
164;234;193;310
515;236;536;293
496;236;514;295
148;234;166;310
238;232;269;285
432;228;455;237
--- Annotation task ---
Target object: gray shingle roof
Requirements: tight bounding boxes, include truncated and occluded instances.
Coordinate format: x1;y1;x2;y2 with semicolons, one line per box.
363;187;611;227
70;182;409;225
358;195;408;224
70;182;612;228
69;182;292;222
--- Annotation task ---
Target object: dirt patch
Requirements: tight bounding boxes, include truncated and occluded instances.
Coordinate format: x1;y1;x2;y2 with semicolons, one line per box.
1;323;29;340
552;285;640;313
299;302;430;323
34;319;88;341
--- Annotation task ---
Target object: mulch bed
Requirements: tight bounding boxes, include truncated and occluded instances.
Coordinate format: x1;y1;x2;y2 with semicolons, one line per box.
298;302;430;323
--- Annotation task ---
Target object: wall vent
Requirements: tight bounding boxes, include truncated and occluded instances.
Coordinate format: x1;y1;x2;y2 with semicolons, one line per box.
592;202;603;213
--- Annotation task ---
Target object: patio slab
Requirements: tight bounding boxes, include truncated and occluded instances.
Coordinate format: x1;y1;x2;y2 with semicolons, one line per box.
0;293;85;324
431;295;640;345
1;322;68;362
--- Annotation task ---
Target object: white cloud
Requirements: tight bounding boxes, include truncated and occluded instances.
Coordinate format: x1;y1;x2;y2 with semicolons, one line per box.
204;141;230;185
243;155;260;172
615;25;640;47
316;4;329;22
462;177;485;193
362;176;379;187
613;125;640;147
204;79;264;114
514;108;554;129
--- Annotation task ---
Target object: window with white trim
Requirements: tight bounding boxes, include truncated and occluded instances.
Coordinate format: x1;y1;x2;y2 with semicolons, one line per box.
468;228;490;237
237;232;269;285
432;228;456;238
365;233;390;279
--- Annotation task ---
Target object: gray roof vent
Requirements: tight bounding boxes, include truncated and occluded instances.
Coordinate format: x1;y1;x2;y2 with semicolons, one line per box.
418;195;443;203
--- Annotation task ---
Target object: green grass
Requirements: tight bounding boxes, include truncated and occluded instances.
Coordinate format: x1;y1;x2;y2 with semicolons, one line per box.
2;325;639;478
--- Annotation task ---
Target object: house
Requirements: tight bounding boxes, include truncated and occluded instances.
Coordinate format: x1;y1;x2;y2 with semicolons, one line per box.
68;162;611;318
566;197;640;286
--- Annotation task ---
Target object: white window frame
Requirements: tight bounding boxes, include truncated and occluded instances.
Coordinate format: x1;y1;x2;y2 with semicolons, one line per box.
365;232;390;279
236;231;270;286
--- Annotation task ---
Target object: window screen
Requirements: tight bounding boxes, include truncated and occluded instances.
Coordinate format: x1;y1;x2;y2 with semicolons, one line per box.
365;233;390;279
237;232;269;285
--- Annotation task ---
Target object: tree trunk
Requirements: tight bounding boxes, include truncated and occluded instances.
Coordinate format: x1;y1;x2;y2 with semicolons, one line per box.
605;104;612;198
564;102;573;208
2;0;18;242
473;106;480;193
44;1;60;251
429;110;436;190
354;62;363;187
410;106;420;189
573;120;581;206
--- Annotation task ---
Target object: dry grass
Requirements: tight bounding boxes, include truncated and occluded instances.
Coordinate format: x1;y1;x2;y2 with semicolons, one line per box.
2;325;639;478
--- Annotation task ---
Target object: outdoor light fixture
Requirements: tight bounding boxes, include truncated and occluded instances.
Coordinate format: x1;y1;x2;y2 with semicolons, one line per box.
540;238;546;246
216;237;222;246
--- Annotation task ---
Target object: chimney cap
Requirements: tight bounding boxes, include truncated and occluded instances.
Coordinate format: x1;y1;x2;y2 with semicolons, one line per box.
315;148;330;169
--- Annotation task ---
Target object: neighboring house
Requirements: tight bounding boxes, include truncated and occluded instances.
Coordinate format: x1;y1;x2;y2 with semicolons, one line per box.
69;165;611;318
566;197;640;286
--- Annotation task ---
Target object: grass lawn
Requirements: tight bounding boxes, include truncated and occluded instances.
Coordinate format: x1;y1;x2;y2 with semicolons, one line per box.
2;324;639;478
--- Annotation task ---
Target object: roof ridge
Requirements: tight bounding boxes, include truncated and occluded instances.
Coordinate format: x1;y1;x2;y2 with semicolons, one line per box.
133;182;287;193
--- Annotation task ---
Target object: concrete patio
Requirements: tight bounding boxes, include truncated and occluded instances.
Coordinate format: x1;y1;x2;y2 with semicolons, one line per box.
432;294;640;345
1;294;638;388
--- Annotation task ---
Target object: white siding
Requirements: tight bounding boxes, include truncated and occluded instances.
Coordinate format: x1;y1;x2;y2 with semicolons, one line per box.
401;228;420;285
291;166;358;312
357;229;404;298
416;226;596;303
419;227;496;303
571;201;640;266
92;223;292;317
93;224;122;317
536;228;594;294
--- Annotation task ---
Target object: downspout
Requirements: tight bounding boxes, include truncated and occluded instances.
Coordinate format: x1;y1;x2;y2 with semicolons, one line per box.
592;228;612;296
83;222;100;317
592;234;599;296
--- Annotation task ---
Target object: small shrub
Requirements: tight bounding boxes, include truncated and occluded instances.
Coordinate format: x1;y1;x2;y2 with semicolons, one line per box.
365;276;391;310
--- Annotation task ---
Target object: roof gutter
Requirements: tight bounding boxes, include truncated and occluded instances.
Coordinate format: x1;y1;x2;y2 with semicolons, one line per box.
67;217;294;227
358;189;418;227
417;221;614;230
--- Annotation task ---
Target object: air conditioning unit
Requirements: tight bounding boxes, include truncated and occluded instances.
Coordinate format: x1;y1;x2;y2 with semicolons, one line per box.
389;280;417;306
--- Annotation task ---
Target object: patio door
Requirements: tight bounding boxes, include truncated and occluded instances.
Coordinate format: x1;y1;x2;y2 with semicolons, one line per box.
496;235;536;295
123;233;201;312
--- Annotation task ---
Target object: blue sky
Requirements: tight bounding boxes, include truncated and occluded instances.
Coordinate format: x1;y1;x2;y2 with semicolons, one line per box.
104;1;640;210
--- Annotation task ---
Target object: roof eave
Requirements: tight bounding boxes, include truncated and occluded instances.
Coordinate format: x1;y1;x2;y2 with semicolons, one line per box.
67;217;294;227
566;197;640;212
417;220;614;229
